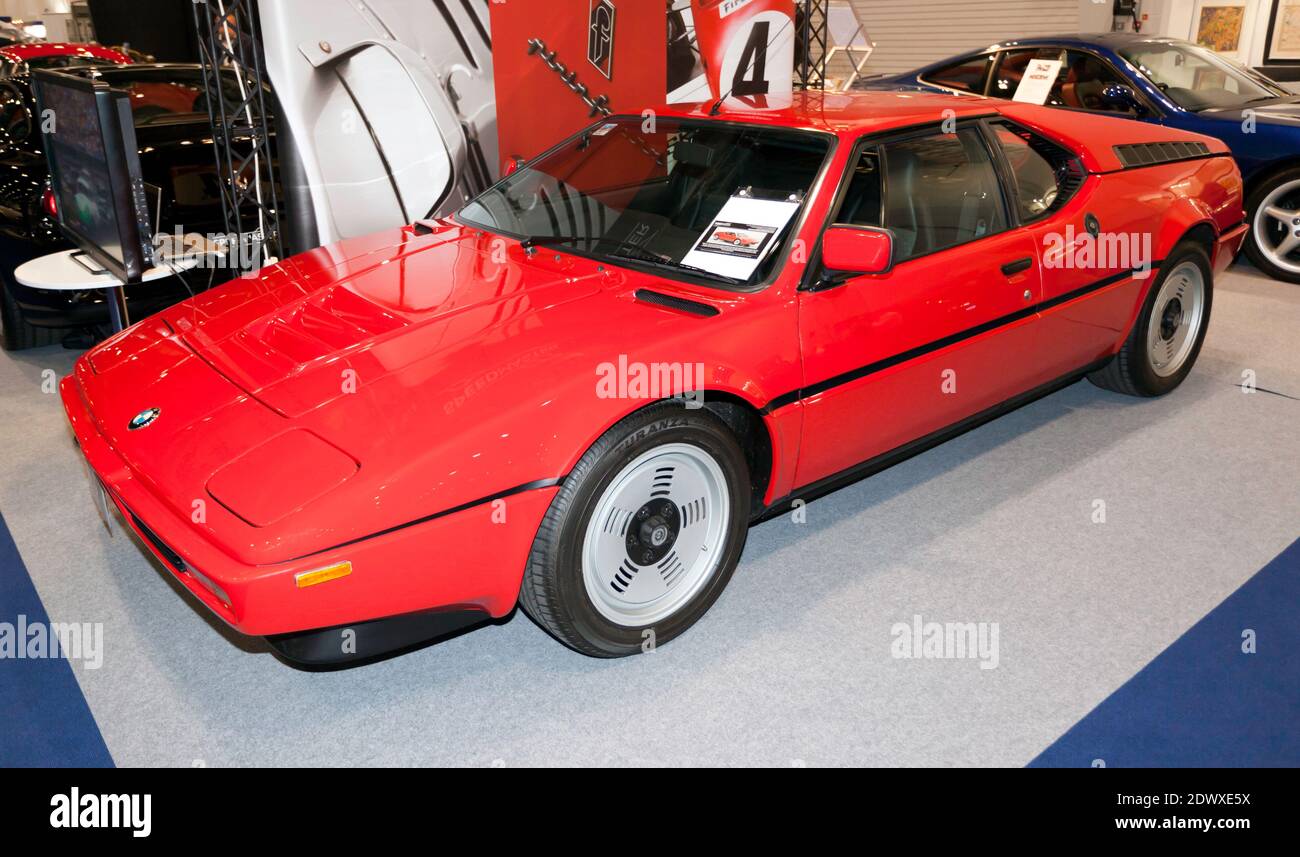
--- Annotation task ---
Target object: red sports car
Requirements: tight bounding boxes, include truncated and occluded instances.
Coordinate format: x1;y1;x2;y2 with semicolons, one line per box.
62;92;1245;665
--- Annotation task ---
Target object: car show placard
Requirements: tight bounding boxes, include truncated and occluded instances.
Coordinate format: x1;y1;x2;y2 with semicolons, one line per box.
683;191;800;279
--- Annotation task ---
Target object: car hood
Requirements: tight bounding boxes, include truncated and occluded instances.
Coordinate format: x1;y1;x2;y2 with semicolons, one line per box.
1200;96;1300;127
162;222;607;417
76;221;741;564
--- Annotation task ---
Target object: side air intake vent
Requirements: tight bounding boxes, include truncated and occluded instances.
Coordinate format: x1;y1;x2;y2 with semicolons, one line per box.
1113;141;1211;168
634;289;720;317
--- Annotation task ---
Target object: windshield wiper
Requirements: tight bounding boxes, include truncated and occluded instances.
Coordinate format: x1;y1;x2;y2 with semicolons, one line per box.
606;245;744;286
519;234;591;250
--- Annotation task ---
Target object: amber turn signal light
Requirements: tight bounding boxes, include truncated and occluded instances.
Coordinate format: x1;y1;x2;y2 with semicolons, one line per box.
294;561;352;588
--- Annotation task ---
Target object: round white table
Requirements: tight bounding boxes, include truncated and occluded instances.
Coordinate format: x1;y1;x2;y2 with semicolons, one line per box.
14;247;204;333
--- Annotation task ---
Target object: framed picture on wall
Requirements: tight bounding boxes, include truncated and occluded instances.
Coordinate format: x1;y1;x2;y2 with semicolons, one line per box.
1265;0;1300;62
1192;0;1250;60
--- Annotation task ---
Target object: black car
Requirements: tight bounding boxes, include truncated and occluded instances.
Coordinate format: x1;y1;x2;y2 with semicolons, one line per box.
0;62;260;349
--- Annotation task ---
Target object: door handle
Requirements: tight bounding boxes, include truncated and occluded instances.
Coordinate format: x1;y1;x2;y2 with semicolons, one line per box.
1001;257;1033;276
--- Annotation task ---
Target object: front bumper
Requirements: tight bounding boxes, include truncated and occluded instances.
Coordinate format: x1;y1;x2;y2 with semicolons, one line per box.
61;375;558;638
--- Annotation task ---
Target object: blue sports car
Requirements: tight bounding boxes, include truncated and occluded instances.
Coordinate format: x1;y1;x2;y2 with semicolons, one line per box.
859;33;1300;283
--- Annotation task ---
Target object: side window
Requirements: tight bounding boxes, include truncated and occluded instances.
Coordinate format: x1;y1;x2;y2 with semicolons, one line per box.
836;149;882;227
924;55;994;94
991;48;1136;114
880;128;1006;263
991;49;1051;98
986;119;1084;222
1057;51;1134;113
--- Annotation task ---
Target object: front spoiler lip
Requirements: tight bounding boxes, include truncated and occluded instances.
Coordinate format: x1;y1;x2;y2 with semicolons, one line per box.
265;608;490;668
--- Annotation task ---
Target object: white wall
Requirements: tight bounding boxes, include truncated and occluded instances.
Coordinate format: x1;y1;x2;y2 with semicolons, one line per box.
0;1;70;19
848;0;1094;77
1079;0;1118;32
1138;0;1277;66
839;0;1286;80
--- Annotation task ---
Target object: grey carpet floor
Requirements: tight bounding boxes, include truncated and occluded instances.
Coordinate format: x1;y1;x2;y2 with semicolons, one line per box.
1;262;1296;767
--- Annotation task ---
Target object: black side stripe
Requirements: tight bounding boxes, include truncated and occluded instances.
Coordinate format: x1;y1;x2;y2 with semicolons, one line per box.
287;477;565;562
760;263;1159;415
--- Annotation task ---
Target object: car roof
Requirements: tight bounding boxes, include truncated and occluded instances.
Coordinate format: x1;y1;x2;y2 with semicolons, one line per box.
656;88;1230;174
0;42;132;64
948;32;1193;58
661;90;999;135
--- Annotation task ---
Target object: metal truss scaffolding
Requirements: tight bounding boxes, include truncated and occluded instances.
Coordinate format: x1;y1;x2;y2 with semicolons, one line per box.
192;0;283;271
796;0;830;90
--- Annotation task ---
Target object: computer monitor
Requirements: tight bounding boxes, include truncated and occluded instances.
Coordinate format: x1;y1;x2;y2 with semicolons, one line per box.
31;68;154;284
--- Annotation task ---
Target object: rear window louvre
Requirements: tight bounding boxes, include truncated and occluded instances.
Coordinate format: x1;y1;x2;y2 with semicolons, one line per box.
1113;141;1211;169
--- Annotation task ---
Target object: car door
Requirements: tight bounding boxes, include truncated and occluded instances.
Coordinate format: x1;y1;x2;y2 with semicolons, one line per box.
794;123;1044;489
986;116;1153;378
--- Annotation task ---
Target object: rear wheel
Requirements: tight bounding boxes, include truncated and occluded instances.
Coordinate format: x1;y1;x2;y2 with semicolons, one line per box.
520;402;750;657
1088;242;1212;397
1244;167;1300;283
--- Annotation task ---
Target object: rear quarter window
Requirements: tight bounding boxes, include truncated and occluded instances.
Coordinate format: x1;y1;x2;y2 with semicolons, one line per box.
923;55;994;94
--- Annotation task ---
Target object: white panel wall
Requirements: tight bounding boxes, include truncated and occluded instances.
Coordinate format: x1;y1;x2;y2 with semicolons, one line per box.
847;0;1083;76
1141;0;1275;67
0;1;70;19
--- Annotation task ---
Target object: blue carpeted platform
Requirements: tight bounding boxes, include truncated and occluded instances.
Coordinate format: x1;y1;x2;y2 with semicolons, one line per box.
1030;538;1300;767
0;510;113;767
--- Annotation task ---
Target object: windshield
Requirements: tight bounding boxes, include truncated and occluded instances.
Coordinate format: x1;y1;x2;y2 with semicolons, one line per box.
1121;40;1287;110
457;117;831;288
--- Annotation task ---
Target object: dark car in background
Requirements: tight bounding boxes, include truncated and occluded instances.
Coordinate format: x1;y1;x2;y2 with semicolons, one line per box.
860;33;1300;284
0;59;261;349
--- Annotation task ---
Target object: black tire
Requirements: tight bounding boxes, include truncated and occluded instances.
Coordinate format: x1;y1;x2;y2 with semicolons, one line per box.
1088;242;1213;397
1243;165;1300;284
520;402;751;657
0;277;58;351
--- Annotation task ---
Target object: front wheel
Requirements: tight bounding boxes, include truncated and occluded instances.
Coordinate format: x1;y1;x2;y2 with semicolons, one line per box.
519;402;750;657
1;277;58;351
1244;167;1300;283
1088;242;1212;397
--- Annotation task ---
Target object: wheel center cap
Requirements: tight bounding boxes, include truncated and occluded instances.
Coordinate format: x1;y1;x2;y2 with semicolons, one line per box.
626;499;680;566
1160;298;1183;341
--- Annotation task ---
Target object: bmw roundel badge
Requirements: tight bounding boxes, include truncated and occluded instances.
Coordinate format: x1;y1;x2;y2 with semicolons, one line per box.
128;408;161;431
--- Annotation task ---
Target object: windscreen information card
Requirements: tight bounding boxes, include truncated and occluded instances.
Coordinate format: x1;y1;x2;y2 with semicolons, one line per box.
683;193;801;280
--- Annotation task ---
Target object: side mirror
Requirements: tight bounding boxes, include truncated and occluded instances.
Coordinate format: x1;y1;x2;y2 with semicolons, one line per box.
1100;83;1144;114
822;225;893;275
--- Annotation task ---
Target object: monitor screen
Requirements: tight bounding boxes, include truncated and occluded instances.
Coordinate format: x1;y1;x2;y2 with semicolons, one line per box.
32;70;152;284
39;80;128;272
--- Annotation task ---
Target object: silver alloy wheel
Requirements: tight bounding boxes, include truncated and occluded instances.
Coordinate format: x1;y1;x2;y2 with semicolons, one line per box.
1253;178;1300;275
581;442;731;627
1146;260;1206;378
